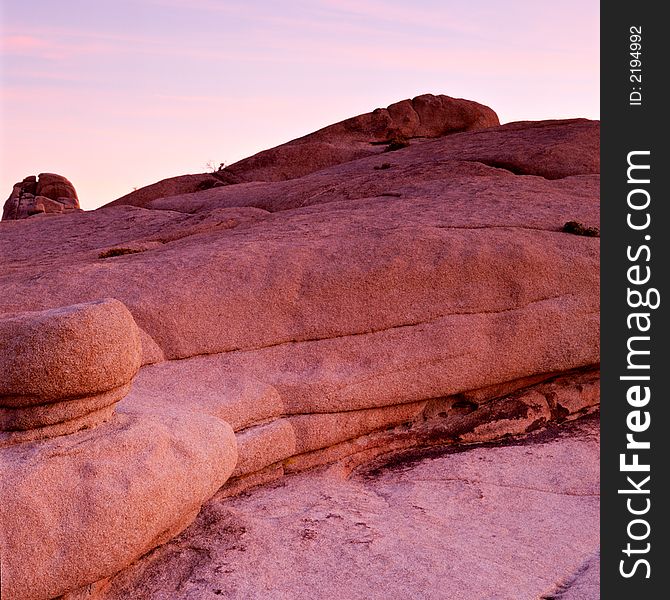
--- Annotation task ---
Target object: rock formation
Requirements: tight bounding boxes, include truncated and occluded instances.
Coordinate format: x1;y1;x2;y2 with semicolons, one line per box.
108;171;242;213
0;300;237;600
2;173;81;220
101;416;600;600
221;93;500;183
105;93;500;209
0;95;599;600
0;299;141;446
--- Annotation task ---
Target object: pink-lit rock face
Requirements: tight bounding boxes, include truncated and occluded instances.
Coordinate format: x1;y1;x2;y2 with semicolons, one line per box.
222;93;501;183
2;173;81;220
0;299;142;446
0;410;237;600
0;97;599;600
105;93;501;209
99;416;600;600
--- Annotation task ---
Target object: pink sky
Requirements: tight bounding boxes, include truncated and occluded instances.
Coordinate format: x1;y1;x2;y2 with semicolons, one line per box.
1;1;599;210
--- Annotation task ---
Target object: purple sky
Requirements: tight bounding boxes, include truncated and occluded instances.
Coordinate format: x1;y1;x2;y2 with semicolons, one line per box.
1;0;599;209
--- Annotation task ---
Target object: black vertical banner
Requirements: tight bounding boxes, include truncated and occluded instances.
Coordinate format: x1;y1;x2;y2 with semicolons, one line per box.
601;2;670;598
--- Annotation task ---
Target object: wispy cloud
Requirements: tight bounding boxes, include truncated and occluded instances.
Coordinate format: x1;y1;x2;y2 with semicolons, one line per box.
1;68;86;83
2;35;49;52
146;0;480;41
0;24;292;65
315;0;484;35
1;32;122;60
145;0;271;17
1;34;61;58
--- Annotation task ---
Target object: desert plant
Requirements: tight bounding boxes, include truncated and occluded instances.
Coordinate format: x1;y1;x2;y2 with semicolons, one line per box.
98;247;142;259
384;135;410;152
561;221;600;237
205;160;226;173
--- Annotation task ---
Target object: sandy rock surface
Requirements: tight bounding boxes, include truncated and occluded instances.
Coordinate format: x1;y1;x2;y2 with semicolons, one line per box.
0;299;142;446
0;410;237;600
98;415;600;600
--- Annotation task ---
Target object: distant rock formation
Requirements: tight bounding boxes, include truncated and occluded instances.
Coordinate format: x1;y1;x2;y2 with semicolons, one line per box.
292;92;500;144
222;93;499;184
107;171;242;212
2;173;81;220
105;93;500;209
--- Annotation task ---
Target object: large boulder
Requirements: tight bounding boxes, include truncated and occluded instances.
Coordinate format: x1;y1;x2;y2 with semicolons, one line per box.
0;297;238;600
2;173;80;220
0;299;142;446
221;93;500;183
303;93;500;143
0;409;238;600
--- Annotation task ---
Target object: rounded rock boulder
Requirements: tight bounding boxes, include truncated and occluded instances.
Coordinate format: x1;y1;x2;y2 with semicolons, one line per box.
0;299;142;444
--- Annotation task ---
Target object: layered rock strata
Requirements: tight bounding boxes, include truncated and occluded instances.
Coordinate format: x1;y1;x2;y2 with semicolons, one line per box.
0;300;238;600
0;299;141;446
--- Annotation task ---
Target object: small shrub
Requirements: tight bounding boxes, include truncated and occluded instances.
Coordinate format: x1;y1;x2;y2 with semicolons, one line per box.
561;221;600;237
205;160;226;173
374;162;392;170
196;179;225;191
384;135;410;152
98;247;142;259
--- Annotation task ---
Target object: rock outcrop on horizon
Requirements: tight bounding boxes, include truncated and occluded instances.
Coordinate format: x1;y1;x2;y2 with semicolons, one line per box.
106;93;500;209
2;173;81;220
0;95;599;600
222;93;500;183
